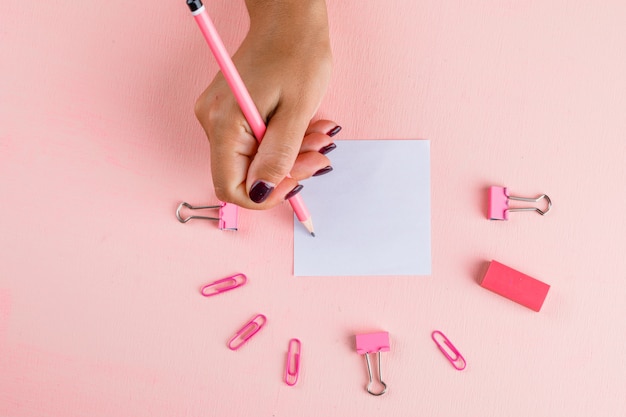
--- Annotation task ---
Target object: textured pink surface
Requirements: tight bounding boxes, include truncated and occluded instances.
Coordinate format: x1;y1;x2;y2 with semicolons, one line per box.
1;1;626;416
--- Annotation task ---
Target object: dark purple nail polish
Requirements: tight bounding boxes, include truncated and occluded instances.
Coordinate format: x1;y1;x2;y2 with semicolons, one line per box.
319;143;337;155
284;184;304;200
249;180;275;203
326;125;342;137
313;166;333;177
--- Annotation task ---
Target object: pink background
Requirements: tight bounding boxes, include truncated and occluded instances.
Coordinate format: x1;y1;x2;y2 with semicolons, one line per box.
2;1;626;416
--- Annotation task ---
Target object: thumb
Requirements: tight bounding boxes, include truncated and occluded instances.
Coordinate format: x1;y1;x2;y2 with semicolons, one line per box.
246;108;309;204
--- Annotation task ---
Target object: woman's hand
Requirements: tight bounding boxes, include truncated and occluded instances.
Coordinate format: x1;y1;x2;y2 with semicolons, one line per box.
194;0;339;209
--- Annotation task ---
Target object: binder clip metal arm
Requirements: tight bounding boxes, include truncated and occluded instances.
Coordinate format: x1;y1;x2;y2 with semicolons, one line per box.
176;201;238;231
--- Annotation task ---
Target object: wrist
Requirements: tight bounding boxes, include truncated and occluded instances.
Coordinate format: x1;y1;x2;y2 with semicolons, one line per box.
245;0;330;49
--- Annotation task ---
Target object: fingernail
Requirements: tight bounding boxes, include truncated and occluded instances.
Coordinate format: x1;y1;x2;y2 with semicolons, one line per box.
319;143;337;155
249;180;275;203
284;184;304;200
326;125;342;137
313;166;333;177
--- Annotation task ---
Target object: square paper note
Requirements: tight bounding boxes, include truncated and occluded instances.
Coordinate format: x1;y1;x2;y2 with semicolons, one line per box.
294;140;431;276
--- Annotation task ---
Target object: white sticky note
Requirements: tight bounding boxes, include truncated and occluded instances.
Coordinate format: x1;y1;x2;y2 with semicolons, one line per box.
294;140;431;276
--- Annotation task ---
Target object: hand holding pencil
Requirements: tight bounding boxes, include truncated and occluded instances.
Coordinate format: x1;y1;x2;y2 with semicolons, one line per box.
188;0;339;234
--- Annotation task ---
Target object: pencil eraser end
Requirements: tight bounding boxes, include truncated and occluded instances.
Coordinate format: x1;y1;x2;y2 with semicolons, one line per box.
356;332;390;354
488;186;509;220
186;0;203;13
480;260;550;312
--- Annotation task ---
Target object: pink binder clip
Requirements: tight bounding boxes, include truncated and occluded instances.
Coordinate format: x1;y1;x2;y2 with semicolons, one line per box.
227;314;267;350
480;260;550;312
200;273;247;297
176;201;238;230
284;338;301;386
355;331;390;396
431;330;466;371
488;186;552;220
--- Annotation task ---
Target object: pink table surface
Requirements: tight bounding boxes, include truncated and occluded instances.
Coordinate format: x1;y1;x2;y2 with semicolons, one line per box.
2;1;626;416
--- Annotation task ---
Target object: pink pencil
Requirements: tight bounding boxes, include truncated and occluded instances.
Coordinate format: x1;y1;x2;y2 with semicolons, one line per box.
186;0;315;236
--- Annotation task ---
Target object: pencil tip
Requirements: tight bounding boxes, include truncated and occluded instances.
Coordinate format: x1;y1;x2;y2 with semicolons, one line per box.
301;218;315;236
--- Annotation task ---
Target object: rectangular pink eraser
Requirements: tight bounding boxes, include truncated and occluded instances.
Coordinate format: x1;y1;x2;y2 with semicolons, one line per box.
480;260;550;312
355;332;390;354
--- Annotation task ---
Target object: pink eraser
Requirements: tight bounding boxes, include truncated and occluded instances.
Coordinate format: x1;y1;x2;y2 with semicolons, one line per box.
218;203;238;231
488;186;510;220
355;332;390;354
480;260;550;312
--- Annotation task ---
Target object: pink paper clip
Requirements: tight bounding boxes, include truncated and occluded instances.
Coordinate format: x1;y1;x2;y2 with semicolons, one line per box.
284;338;301;386
176;201;238;230
227;314;266;351
488;186;552;220
431;330;466;371
200;273;247;297
355;331;390;396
